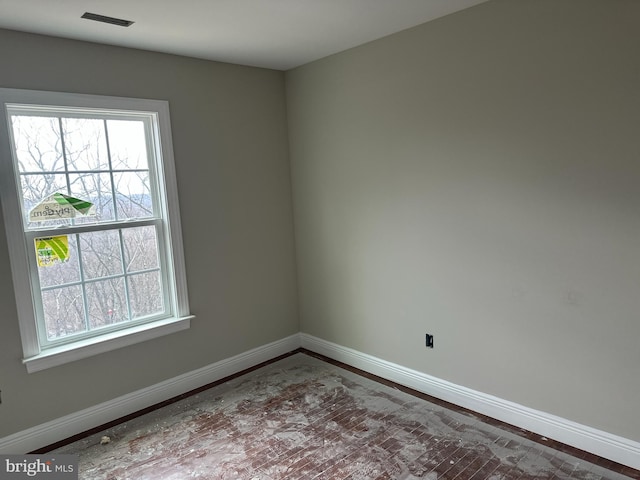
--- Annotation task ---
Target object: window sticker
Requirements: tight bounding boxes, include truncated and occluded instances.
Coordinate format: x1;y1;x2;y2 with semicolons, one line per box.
29;193;95;222
35;236;69;267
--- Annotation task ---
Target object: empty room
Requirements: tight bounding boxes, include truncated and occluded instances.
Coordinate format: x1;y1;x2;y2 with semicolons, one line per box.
0;0;638;478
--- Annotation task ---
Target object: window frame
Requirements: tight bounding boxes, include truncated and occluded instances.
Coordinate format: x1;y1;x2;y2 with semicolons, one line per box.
0;88;193;373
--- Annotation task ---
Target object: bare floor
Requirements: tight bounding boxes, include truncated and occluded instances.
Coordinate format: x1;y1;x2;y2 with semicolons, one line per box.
53;353;637;479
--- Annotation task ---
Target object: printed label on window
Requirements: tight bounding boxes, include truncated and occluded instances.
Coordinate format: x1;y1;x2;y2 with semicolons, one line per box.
29;193;95;222
35;236;69;267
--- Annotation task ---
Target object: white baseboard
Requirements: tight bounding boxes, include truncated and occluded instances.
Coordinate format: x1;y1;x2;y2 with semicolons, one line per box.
0;334;301;454
300;333;640;470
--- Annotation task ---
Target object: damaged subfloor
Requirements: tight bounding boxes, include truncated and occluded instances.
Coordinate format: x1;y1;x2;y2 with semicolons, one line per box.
51;352;638;479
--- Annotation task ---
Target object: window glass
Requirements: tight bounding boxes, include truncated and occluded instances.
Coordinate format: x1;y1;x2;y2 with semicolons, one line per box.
42;285;86;340
122;226;160;272
62;118;109;171
0;88;192;371
11;116;64;172
107;120;149;170
8;109;164;343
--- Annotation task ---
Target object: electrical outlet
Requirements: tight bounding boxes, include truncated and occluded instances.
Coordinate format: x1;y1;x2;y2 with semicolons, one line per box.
425;334;434;348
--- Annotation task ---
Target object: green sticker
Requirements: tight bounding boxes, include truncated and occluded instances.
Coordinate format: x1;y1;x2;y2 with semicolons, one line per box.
35;236;69;267
29;193;95;222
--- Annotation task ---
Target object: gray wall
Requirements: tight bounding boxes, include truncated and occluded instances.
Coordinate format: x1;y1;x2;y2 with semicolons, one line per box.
0;29;298;437
286;0;640;441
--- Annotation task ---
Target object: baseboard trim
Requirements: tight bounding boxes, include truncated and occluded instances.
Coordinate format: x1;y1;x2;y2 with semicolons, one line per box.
0;334;301;454
300;333;640;470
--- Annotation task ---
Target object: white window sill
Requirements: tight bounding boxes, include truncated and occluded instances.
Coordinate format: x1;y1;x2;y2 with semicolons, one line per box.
23;316;194;373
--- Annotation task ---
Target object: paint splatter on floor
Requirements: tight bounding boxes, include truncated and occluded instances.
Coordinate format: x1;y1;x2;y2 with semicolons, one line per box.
53;354;637;479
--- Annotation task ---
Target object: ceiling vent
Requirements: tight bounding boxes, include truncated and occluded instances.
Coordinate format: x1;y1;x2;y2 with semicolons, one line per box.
81;12;134;27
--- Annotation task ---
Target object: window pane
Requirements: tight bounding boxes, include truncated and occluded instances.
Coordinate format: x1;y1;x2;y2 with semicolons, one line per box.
68;172;114;223
107;120;149;170
38;235;81;288
22;174;70;228
21;173;68;208
122;226;159;272
42;285;86;340
62;118;109;171
86;277;128;328
114;171;153;219
79;230;123;279
11;116;63;173
129;271;164;319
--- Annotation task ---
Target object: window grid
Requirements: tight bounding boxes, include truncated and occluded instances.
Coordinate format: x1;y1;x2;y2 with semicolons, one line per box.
9;108;166;347
41;224;164;343
0;88;192;371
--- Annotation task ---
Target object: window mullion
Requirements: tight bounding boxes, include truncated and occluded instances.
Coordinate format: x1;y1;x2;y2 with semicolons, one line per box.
118;229;133;321
74;232;91;334
20;168;149;176
57;117;72;198
103;119;119;221
25;218;160;239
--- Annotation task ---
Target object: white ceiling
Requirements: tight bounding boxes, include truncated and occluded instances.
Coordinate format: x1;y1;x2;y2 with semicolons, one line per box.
0;0;489;70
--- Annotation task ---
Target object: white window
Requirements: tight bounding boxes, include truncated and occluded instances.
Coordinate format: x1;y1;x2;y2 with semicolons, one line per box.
0;88;193;373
